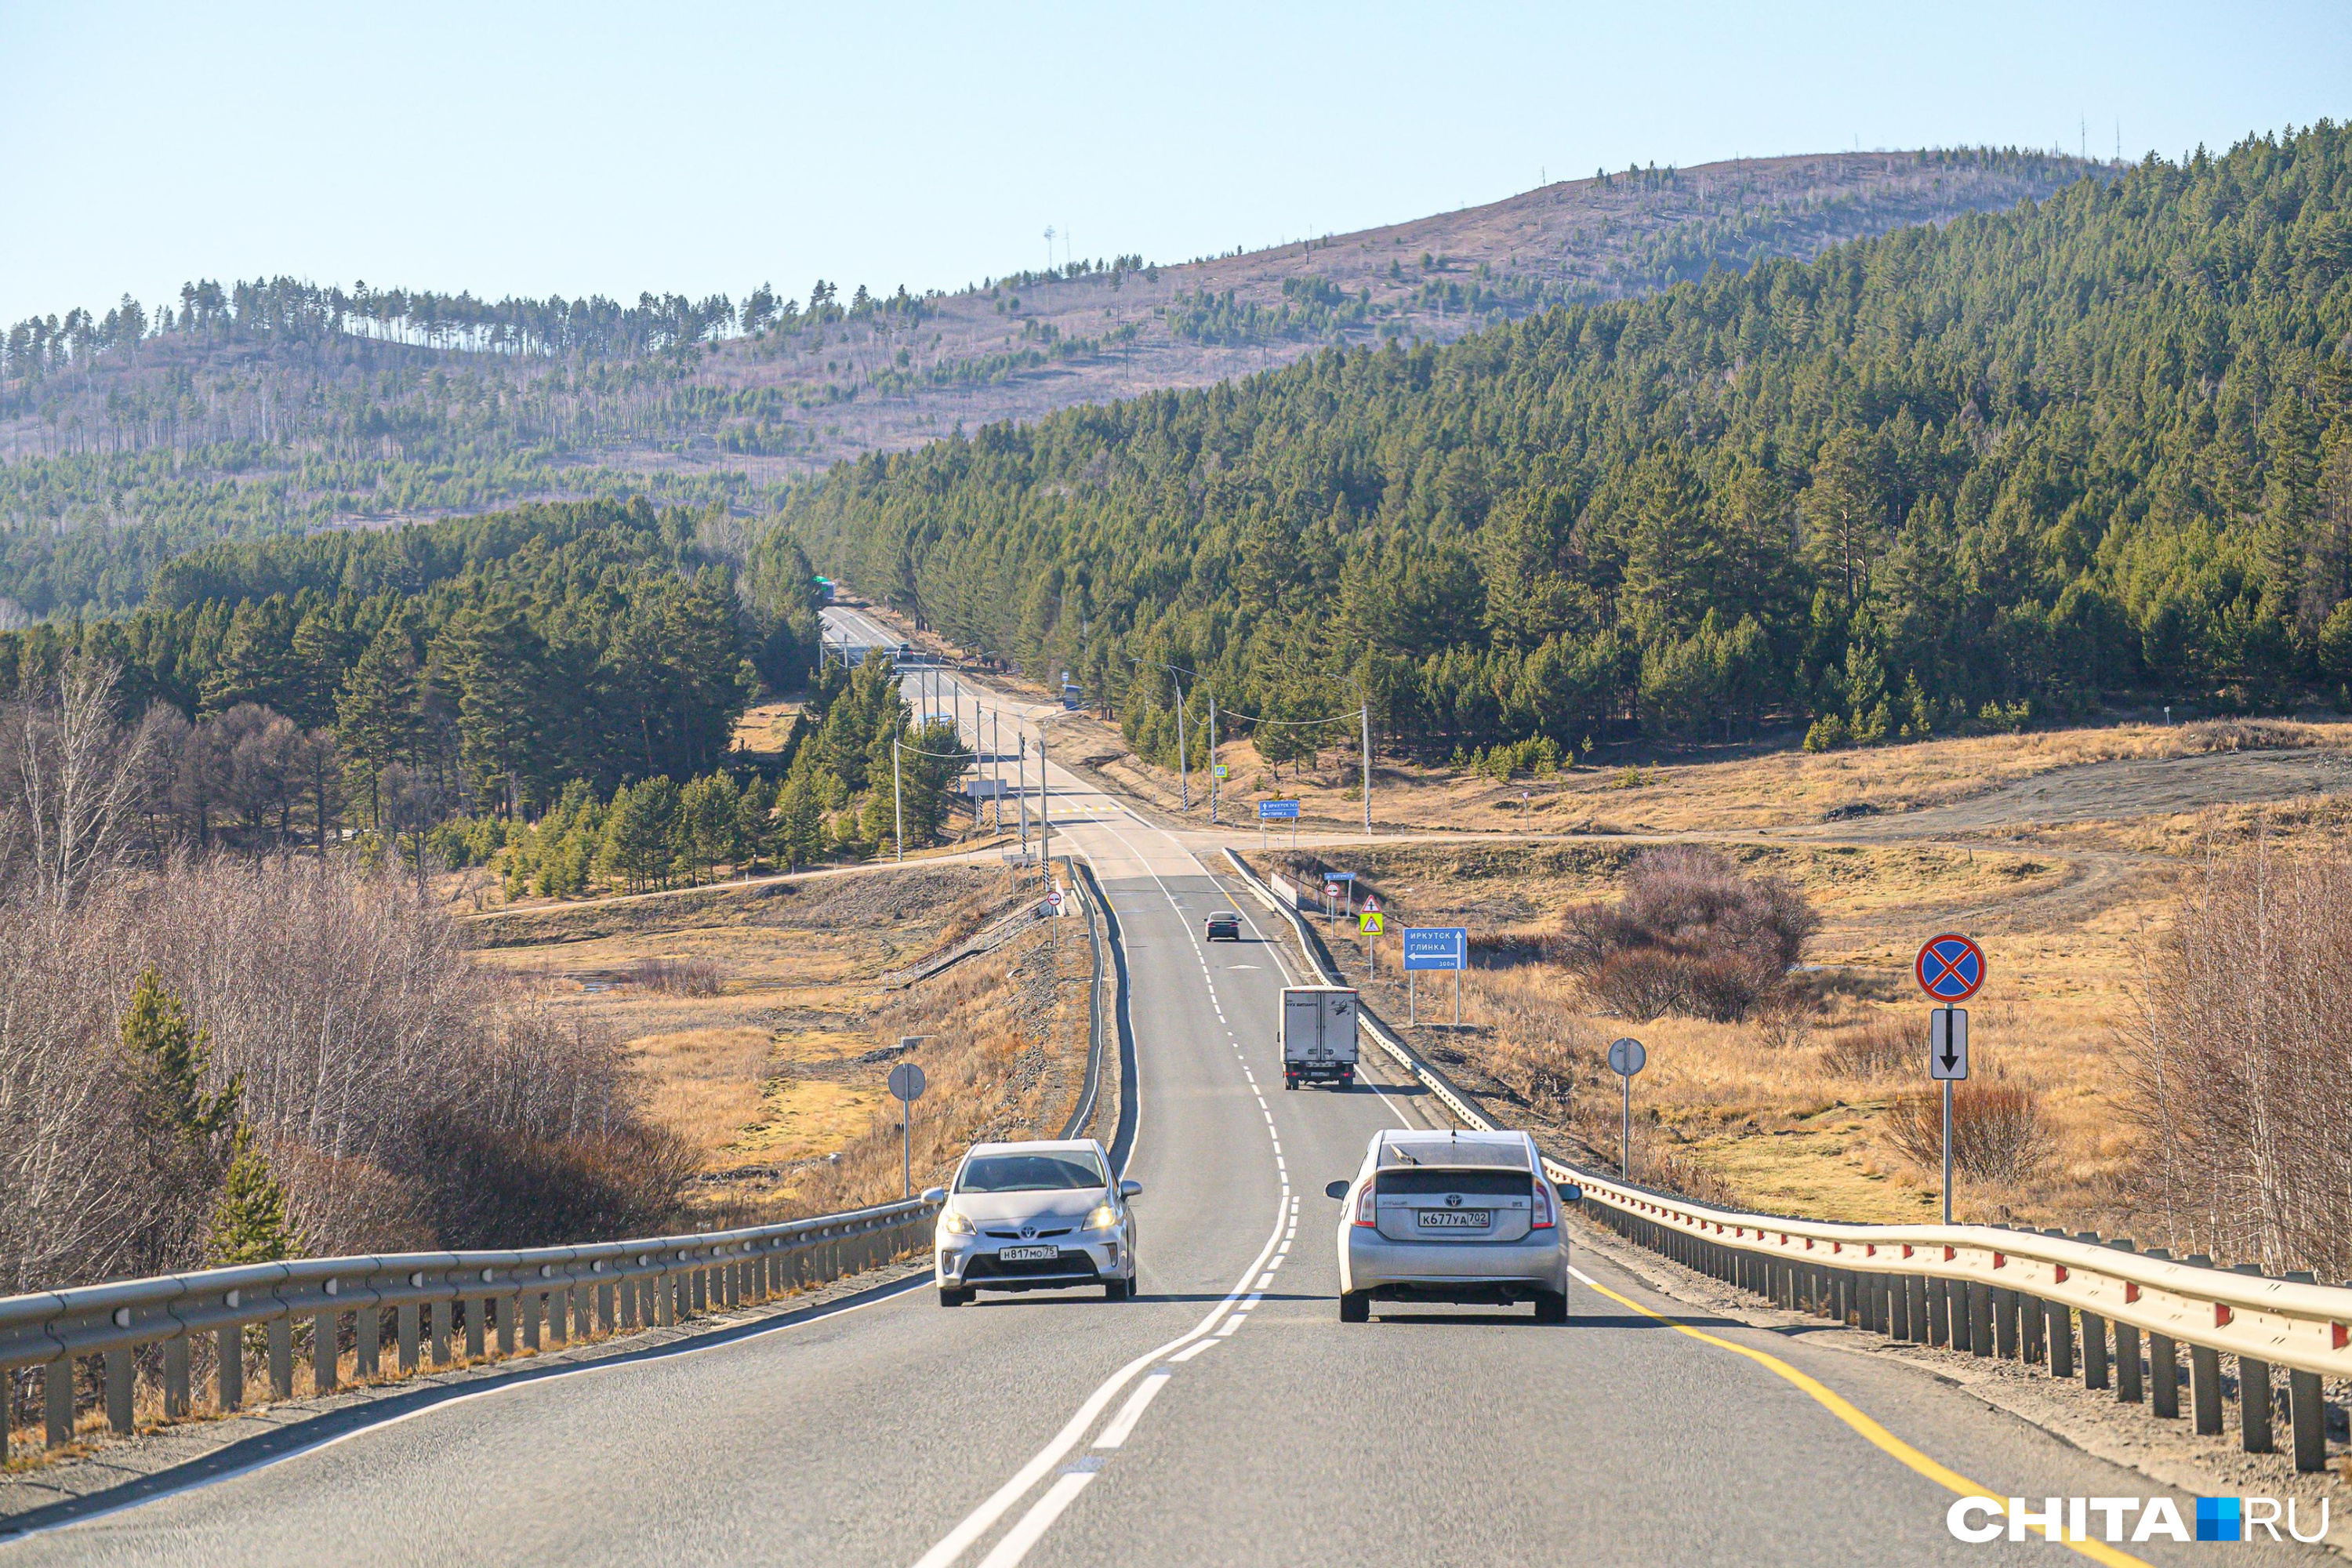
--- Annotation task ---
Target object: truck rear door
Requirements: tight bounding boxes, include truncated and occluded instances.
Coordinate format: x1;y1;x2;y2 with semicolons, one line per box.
1284;992;1328;1063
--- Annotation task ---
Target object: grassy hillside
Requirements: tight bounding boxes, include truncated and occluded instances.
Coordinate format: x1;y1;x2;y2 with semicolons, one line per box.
0;149;2093;619
783;126;2352;761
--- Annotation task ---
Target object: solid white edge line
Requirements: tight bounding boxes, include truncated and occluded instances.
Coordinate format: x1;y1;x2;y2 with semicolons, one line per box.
906;1185;1289;1568
2;1272;934;1545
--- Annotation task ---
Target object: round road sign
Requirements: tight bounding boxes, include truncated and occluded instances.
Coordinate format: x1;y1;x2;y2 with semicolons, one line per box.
1606;1037;1646;1076
887;1062;927;1102
1915;934;1986;1003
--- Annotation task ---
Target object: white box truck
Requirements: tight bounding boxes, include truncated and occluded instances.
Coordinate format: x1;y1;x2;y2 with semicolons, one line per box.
1281;985;1359;1090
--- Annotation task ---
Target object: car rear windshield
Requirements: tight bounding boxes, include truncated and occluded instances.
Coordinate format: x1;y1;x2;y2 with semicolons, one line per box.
956;1152;1107;1193
1376;1169;1532;1197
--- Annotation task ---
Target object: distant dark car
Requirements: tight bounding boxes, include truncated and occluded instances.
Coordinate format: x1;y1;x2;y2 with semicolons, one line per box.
1204;911;1242;941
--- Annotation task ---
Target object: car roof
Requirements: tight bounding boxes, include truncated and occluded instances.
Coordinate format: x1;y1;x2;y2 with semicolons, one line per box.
964;1138;1103;1158
1207;909;1239;918
1374;1130;1532;1170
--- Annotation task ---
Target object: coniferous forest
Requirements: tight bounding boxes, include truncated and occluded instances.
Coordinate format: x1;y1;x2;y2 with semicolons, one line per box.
786;127;2352;764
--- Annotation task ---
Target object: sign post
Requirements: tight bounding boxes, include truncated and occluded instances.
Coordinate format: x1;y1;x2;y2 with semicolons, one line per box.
887;1057;928;1199
1607;1036;1646;1179
1915;934;1985;1224
1403;927;1468;1027
1257;799;1298;853
1358;898;1382;976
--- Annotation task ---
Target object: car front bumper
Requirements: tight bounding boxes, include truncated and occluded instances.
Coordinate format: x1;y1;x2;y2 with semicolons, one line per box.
937;1232;1131;1291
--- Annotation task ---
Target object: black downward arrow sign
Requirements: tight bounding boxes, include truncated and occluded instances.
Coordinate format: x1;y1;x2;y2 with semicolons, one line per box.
1940;1048;1959;1069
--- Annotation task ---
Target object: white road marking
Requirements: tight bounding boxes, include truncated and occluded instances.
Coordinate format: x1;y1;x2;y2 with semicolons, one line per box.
1091;1373;1174;1450
974;1473;1098;1568
907;1196;1289;1568
1166;1339;1218;1364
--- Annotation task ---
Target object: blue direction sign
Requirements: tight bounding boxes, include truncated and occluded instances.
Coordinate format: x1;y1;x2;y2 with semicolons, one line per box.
1257;800;1300;820
1403;927;1468;971
1915;934;1986;1002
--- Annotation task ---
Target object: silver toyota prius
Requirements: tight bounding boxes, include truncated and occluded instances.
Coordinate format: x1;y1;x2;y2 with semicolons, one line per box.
1327;1129;1576;1323
926;1138;1141;1306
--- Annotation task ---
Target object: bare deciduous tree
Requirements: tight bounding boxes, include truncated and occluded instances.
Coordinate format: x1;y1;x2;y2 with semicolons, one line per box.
0;659;153;909
2122;839;2352;1278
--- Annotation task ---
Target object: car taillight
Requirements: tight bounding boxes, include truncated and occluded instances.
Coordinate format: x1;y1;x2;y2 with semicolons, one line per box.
1354;1184;1377;1227
1531;1181;1555;1230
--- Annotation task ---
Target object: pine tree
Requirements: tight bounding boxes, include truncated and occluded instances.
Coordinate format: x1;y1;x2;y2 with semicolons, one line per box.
121;967;239;1142
776;778;825;869
207;1125;299;1266
336;620;422;829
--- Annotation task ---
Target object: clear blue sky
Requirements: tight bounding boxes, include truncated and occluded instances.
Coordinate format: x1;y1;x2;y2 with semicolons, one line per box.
4;1;2345;326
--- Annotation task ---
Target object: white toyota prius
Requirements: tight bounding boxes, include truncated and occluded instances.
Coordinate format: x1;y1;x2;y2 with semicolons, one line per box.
926;1138;1142;1306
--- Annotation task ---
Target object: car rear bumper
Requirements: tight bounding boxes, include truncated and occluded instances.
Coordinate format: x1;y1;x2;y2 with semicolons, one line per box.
1285;1058;1356;1077
1340;1229;1568;1298
938;1235;1129;1291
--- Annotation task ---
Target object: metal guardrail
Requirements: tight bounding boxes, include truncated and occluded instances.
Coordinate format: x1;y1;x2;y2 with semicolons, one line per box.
0;1196;938;1459
1061;856;1110;1140
1221;847;2350;1473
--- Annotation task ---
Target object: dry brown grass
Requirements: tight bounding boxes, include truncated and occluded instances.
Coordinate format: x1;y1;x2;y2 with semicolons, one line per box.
470;862;1089;1225
1140;720;2352;837
1280;805;2236;1228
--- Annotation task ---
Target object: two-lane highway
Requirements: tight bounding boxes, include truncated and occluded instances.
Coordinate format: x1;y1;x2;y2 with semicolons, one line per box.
5;615;2325;1565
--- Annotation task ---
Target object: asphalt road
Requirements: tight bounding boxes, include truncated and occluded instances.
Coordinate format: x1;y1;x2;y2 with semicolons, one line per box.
8;619;2327;1566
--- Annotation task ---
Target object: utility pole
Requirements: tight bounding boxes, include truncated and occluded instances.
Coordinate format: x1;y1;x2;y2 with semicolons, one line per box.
892;736;905;864
1038;723;1051;872
1016;736;1029;852
1359;702;1372;833
1174;673;1189;811
989;709;1000;830
1207;690;1218;825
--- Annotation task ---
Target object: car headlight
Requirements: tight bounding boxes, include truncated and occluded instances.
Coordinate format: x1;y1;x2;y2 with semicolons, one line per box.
1085;1203;1119;1232
938;1210;975;1236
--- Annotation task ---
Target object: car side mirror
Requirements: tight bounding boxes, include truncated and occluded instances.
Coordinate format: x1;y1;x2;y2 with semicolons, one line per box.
1556;1184;1581;1206
1324;1180;1351;1201
920;1187;948;1205
1120;1180;1142;1198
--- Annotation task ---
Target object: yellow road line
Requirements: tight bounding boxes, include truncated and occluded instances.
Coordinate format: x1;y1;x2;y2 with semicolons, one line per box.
1569;1268;2152;1567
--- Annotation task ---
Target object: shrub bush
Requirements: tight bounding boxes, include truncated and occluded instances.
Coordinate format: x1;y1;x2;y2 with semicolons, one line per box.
1822;1018;1911;1077
1553;848;1819;1022
626;956;724;996
1882;1083;2052;1182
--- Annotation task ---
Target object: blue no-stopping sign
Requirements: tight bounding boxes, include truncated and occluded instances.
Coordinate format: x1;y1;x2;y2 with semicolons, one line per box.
1915;934;1985;1002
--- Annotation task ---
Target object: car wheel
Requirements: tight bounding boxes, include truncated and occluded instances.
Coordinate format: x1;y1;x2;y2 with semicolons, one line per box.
1339;1291;1370;1323
1534;1290;1569;1324
1283;1076;1296;1091
939;1287;967;1308
1104;1278;1130;1301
